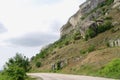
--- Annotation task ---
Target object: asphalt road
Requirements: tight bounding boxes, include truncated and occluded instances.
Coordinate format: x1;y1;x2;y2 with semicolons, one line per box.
27;73;114;80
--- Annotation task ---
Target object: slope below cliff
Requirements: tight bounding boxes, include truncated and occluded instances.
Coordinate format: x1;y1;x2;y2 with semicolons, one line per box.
30;0;120;79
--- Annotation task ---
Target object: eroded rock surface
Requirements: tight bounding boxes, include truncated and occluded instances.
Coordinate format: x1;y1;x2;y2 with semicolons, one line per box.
60;0;106;37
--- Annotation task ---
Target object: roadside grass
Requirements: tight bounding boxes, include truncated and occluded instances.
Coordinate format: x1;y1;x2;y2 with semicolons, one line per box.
0;72;36;80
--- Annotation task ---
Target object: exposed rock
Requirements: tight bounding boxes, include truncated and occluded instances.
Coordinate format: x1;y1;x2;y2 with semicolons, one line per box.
80;21;97;37
79;0;105;14
51;59;68;71
113;0;120;8
60;22;73;36
80;19;104;37
73;56;83;62
60;0;105;37
114;0;120;2
112;21;120;26
109;38;120;47
51;63;57;71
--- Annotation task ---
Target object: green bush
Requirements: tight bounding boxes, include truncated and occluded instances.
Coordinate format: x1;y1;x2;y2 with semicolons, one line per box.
38;48;49;59
64;40;69;45
73;34;81;40
3;65;26;80
105;0;114;6
36;62;41;68
99;58;120;78
80;50;86;54
85;28;96;40
1;53;30;80
5;53;30;72
106;42;110;47
80;45;95;54
97;21;113;33
87;45;95;53
104;16;112;20
56;61;62;70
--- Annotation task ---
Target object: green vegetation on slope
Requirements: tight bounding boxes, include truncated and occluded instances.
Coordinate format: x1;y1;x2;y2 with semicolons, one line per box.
99;58;120;79
30;0;120;79
85;20;113;41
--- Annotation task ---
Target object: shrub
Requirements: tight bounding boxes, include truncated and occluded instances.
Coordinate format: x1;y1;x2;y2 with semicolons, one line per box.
87;45;95;53
85;28;96;40
56;61;62;70
80;50;86;54
36;62;41;68
3;65;26;80
64;40;69;45
106;42;110;47
111;28;120;33
72;31;81;40
105;0;114;6
39;49;48;58
85;35;89;41
31;56;35;61
81;16;85;20
84;21;113;41
104;16;112;20
99;58;120;78
1;53;31;80
97;21;113;33
6;53;30;72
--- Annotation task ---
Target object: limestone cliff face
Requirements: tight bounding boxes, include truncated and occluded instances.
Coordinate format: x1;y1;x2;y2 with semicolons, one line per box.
109;39;120;47
114;0;120;3
60;0;105;37
113;0;120;8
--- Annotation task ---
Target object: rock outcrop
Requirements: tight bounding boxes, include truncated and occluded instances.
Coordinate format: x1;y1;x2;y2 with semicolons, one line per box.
51;59;68;71
109;38;120;47
113;0;120;8
60;0;106;37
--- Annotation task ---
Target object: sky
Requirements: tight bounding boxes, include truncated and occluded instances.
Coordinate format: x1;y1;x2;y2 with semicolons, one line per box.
0;0;85;70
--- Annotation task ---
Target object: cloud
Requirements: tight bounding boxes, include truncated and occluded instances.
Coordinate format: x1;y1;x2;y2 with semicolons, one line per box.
0;0;86;70
7;32;58;47
31;0;63;5
0;23;7;33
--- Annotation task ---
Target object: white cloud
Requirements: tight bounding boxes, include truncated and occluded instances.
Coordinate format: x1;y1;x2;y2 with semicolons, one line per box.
7;32;58;47
0;0;86;69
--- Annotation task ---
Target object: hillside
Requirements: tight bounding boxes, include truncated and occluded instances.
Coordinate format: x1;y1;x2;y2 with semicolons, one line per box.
30;0;120;79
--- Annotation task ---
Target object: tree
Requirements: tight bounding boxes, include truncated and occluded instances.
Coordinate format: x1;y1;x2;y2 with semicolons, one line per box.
6;53;30;72
2;53;30;80
4;64;26;80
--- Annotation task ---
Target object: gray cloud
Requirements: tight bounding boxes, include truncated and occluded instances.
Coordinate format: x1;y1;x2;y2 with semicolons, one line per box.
0;23;7;33
7;32;59;47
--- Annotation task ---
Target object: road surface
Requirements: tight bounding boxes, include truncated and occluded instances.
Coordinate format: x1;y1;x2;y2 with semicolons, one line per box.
27;73;114;80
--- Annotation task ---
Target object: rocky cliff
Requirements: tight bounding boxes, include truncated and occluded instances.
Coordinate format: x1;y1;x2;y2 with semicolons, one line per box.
113;0;120;8
30;0;120;79
60;0;106;37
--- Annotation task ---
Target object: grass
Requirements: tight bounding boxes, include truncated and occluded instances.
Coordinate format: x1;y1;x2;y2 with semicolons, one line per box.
99;58;120;79
0;73;5;80
0;72;36;80
30;27;120;78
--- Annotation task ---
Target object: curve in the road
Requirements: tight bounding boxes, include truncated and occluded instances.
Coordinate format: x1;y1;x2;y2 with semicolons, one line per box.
27;73;114;80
